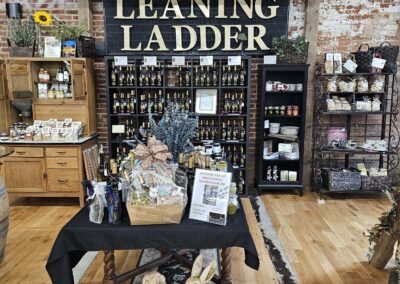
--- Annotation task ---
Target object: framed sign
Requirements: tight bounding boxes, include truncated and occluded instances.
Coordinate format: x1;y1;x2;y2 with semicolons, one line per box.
189;169;232;226
195;89;217;114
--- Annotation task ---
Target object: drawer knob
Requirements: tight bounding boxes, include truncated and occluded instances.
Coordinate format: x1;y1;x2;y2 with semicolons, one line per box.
57;162;67;165
16;151;26;154
58;179;69;183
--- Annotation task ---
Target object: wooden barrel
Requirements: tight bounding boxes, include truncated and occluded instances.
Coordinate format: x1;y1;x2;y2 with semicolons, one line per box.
0;176;9;263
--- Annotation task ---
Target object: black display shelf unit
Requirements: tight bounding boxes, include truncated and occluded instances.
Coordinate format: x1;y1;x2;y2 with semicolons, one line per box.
105;56;251;195
256;64;309;196
311;65;399;199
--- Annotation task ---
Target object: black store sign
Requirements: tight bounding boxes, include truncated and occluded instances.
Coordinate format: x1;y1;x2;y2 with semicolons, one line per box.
103;0;289;55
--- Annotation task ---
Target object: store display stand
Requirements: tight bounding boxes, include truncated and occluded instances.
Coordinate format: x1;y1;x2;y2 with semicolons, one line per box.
256;64;309;196
311;65;399;199
105;56;251;195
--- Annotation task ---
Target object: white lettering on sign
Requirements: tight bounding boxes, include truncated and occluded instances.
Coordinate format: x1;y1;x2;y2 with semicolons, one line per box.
113;0;283;52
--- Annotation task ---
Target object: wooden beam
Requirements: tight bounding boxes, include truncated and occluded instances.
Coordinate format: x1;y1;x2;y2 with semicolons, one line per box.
303;0;321;189
78;0;93;36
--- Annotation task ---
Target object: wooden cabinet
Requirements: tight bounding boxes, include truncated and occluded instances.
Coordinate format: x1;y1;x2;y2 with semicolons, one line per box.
4;58;97;136
3;157;46;193
1;137;97;206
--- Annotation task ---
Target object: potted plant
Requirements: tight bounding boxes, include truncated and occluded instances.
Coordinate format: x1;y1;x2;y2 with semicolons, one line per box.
271;36;309;64
7;19;37;57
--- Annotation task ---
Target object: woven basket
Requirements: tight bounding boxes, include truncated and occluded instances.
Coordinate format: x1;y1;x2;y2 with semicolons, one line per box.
76;36;95;58
322;168;361;191
352;44;374;73
361;176;391;191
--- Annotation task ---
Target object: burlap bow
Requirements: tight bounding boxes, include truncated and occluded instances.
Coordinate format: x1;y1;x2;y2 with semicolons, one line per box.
135;136;172;169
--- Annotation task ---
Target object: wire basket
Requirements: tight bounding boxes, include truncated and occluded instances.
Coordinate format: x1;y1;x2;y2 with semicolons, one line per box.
322;168;361;191
361;176;391;191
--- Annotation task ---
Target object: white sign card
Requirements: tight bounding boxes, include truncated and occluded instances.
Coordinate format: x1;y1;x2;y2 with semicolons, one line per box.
228;56;241;66
343;59;358;73
200;56;213;66
263;55;277;64
189;169;232;226
372;58;386;69
114;56;128;66
172;56;186;66
144;56;157;66
44;36;61;58
112;125;125;134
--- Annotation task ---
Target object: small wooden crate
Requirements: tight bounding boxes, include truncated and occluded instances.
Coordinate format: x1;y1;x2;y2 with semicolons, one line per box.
126;203;185;225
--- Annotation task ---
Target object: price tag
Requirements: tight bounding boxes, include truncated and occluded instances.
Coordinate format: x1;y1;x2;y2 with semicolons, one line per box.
143;56;157;66
372;57;386;69
114;56;128;66
263;55;277;64
228;56;241;66
343;59;358;73
278;143;293;153
172;56;185;66
112;125;125;134
200;56;213;66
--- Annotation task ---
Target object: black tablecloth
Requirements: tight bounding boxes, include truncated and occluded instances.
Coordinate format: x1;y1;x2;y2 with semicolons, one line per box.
46;200;259;284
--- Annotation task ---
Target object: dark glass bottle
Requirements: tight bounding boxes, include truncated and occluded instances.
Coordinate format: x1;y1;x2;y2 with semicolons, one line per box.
97;146;106;182
186;157;195;205
108;163;122;224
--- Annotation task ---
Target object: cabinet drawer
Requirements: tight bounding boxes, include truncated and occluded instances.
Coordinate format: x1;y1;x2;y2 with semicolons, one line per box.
46;147;78;157
47;169;80;192
46;157;78;169
11;147;44;158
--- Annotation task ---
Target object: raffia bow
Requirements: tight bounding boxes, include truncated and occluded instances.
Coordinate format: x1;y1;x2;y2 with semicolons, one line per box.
135;136;172;169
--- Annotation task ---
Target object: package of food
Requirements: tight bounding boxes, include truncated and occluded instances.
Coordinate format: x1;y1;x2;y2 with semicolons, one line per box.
370;75;384;92
327;76;337;92
356;76;369;92
124;162;187;225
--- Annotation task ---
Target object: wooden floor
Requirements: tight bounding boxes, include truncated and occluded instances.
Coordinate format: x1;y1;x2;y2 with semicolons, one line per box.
0;192;392;283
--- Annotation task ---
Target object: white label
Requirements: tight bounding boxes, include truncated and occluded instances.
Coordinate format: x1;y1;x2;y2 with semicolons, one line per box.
278;143;293;153
263;55;277;64
112;125;125;134
200;56;213;66
264;120;269;129
325;53;334;61
172;56;185;66
143;56;157;66
114;56;128;66
343;59;358;73
372;58;386;69
228;56;241;66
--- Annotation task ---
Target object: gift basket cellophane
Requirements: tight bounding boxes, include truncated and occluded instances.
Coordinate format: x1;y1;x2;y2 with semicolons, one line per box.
122;136;188;225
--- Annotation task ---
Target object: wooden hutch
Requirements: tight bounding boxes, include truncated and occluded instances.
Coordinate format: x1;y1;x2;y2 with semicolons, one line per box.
0;58;97;206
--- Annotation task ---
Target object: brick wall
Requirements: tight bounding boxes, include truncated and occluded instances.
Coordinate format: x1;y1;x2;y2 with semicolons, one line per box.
0;0;398;191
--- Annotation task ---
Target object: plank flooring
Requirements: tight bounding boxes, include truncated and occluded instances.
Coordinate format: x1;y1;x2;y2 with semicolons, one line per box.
0;192;392;283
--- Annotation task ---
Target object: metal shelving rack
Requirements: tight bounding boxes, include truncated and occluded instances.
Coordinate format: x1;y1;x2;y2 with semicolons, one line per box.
105;55;251;195
311;64;399;199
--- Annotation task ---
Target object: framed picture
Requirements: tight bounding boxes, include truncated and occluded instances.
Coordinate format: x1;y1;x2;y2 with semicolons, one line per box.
195;89;217;114
62;39;77;58
44;37;61;58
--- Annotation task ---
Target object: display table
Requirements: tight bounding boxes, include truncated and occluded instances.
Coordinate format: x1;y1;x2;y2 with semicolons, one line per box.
46;201;259;284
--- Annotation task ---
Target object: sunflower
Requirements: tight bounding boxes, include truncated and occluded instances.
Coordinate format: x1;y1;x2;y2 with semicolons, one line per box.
33;11;52;26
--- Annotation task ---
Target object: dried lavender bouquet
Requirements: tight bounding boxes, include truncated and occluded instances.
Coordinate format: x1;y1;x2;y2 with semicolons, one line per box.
144;104;198;162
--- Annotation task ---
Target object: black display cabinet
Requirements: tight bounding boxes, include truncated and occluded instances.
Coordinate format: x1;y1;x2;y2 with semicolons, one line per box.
256;64;309;196
105;56;251;195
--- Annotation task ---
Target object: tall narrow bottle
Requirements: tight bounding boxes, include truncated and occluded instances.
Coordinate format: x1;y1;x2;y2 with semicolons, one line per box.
109;163;122;224
97;145;106;182
186;157;195;205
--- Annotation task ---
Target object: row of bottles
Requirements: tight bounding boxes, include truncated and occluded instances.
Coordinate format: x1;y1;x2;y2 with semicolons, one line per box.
167;91;192;111
224;145;246;168
112;91;136;114
109;60;247;88
111;63;136;86
177;64;191;87
124;119;136;140
222;63;246;86
195;120;218;141
222;92;246;114
193;64;219;87
221;120;246;141
139;63;163;86
139;90;164;114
